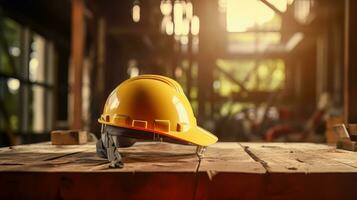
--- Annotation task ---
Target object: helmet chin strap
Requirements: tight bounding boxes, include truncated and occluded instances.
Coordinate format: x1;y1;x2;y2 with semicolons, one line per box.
106;133;124;168
97;125;206;168
97;124;124;168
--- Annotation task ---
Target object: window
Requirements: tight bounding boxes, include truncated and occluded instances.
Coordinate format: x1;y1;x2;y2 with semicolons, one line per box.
0;17;55;144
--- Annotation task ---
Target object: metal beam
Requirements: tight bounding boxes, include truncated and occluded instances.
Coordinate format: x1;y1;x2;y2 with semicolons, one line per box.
260;0;283;16
215;65;249;93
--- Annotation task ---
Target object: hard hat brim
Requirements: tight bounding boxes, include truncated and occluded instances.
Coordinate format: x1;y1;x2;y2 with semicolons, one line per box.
99;119;217;146
172;126;218;146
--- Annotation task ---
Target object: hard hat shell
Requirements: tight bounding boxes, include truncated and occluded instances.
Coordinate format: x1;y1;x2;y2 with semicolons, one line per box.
98;74;218;146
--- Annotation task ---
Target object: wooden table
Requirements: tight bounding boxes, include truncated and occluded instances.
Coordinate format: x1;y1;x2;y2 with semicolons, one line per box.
1;142;357;200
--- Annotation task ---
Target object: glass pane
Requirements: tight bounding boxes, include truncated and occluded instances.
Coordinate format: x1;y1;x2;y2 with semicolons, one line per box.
29;34;46;83
0;18;21;75
29;85;46;133
0;79;20;132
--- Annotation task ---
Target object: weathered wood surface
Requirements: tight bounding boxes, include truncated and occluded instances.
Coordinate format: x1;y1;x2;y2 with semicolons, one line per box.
0;142;198;172
241;143;357;173
1;142;357;200
199;142;265;173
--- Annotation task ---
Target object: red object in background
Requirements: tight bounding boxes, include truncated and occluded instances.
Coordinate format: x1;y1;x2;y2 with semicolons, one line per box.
265;125;296;142
278;108;293;121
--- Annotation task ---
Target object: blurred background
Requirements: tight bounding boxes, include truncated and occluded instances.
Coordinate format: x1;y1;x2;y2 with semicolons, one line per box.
0;0;354;146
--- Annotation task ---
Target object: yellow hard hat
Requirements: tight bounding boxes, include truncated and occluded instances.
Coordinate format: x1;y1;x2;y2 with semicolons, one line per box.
98;74;218;146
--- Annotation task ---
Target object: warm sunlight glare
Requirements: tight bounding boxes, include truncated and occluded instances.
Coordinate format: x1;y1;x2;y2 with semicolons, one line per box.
191;15;200;35
226;0;275;32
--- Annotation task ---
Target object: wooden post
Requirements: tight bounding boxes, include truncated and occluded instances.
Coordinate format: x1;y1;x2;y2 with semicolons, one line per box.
344;0;357;141
196;0;218;120
344;0;357;124
70;0;85;129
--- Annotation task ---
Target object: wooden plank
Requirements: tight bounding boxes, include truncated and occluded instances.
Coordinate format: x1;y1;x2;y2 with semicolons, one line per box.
0;142;199;172
0;142;93;153
241;143;357;173
196;142;265;199
194;143;266;199
0;143;93;171
0;172;198;200
0;142;199;199
197;142;357;200
1;142;357;199
2;142;357;173
199;142;265;174
51;130;88;145
286;142;357;169
43;142;199;172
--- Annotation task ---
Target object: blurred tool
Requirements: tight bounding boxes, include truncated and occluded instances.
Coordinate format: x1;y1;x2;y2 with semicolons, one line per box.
334;124;357;151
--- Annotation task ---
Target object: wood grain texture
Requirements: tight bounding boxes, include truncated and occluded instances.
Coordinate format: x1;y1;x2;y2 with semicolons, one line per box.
1;142;357;200
199;142;265;173
0;142;198;172
70;0;85;129
241;143;357;173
